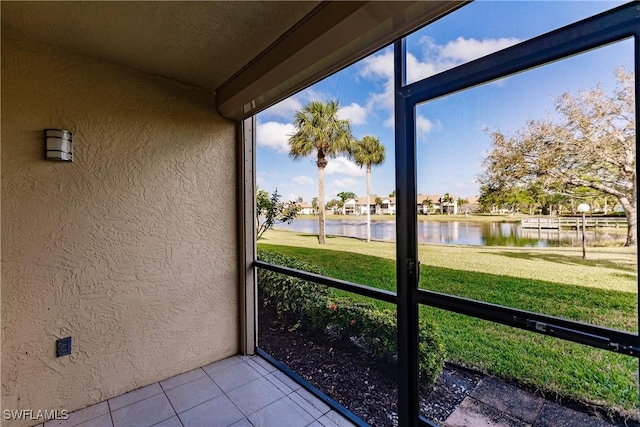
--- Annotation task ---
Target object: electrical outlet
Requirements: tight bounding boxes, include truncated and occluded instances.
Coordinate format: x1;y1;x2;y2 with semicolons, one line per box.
56;337;72;357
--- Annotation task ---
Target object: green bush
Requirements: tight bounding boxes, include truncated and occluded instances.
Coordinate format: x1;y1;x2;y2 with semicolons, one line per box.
418;317;446;384
305;297;445;383
257;249;328;322
257;249;445;384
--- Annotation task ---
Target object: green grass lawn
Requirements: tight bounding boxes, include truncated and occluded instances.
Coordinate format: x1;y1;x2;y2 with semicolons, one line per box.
258;229;639;415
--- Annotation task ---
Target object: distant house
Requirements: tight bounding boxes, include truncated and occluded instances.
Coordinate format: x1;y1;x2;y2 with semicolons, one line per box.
343;194;468;215
440;196;458;215
343;196;379;215
343;198;357;215
416;194;441;214
379;197;396;215
299;202;316;215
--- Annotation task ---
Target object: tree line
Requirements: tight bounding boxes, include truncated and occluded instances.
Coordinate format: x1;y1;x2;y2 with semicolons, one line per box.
259;69;635;246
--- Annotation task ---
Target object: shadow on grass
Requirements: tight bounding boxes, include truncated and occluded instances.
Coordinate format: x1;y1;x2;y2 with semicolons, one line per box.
258;244;637;331
257;244;639;410
261;232;322;241
266;231;374;242
420;265;637;332
485;250;638;273
611;272;638;281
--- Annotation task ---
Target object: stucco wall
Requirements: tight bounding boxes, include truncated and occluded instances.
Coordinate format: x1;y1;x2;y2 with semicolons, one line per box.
1;35;238;422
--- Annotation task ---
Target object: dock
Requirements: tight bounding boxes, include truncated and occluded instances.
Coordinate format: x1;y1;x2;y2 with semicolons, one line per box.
521;217;627;230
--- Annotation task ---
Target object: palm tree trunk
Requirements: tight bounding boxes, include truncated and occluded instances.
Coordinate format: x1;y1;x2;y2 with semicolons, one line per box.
366;165;371;243
318;164;326;244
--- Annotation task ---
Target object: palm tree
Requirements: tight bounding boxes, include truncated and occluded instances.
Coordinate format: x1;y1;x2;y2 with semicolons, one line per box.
441;193;454;215
288;100;352;244
422;198;434;214
350;136;386;242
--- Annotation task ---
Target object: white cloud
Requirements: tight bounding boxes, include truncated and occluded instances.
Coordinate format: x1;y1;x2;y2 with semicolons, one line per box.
366;82;394;122
416;115;434;136
333;178;360;189
293;175;313;185
382;116;395;129
416;115;434;141
360;49;394;80
440;37;521;63
359;51;440;125
256;121;295;153
297;87;325;104
357;37;522;125
416;115;441;142
407;52;439;83
361;50;395;115
382;115;394;129
266;97;302;120
261;87;326;120
338;102;368;125
325;156;365;177
414;36;522;82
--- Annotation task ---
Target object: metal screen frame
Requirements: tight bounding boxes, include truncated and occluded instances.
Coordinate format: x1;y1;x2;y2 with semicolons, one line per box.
253;3;640;426
393;3;640;426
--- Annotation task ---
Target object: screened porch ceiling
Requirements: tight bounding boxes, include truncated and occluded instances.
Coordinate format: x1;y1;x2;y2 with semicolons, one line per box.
0;1;464;120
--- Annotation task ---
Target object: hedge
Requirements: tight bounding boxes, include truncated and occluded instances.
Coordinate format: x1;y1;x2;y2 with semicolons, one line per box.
257;249;446;383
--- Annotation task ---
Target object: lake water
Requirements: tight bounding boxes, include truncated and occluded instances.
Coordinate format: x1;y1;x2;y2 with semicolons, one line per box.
275;218;627;247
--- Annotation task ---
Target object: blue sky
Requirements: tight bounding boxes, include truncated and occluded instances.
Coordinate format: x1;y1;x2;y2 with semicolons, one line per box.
256;1;632;203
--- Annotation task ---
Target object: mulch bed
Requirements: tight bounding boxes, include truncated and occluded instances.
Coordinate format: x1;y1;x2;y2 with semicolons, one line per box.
258;305;640;427
258;305;482;426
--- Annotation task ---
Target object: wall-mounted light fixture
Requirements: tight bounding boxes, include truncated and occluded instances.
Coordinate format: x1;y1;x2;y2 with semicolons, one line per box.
44;129;73;161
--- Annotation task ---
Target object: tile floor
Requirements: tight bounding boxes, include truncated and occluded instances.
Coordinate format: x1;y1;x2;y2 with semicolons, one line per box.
38;355;356;427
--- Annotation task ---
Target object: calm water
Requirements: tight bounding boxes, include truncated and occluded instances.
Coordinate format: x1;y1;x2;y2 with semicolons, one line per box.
275;218;626;247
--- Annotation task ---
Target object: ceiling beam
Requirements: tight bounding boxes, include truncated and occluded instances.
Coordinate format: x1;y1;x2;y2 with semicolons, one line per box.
216;1;466;120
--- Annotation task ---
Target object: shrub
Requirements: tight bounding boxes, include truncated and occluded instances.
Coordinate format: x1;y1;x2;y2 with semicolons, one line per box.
418;317;446;384
257;250;445;383
305;297;445;383
257;249;328;322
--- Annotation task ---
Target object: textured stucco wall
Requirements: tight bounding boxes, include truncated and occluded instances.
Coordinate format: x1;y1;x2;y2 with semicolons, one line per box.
1;35;238;423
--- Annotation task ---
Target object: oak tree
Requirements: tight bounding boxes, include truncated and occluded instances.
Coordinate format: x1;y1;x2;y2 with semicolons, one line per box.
480;69;635;245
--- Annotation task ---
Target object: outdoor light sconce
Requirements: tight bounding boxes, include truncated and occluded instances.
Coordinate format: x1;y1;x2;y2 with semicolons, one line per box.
44;129;73;161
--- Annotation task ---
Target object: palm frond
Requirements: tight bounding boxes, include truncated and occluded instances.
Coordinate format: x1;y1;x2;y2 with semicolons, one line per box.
288;100;353;162
350;135;386;167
